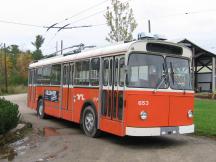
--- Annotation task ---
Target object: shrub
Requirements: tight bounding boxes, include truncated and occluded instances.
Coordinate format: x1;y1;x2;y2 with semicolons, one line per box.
0;98;20;134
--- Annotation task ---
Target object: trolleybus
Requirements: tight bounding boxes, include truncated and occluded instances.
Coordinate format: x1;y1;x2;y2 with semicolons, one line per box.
27;38;194;137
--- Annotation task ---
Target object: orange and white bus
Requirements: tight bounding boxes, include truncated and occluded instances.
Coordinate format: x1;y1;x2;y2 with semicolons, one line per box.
27;38;194;137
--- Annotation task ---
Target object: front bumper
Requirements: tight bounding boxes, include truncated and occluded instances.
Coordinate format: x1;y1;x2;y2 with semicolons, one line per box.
126;124;194;136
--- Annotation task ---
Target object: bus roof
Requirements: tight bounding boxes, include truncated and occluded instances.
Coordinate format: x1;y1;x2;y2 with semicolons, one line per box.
29;40;190;68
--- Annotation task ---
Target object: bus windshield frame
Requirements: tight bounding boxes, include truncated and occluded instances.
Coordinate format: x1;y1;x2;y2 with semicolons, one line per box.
126;52;192;91
126;53;169;89
166;56;192;90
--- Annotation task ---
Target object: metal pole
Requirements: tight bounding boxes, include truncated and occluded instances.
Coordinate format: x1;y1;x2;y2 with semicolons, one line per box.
60;40;63;55
56;41;58;55
191;47;195;90
148;20;151;33
4;43;8;93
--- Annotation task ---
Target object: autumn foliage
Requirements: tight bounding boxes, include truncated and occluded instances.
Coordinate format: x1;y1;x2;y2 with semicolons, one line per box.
0;35;44;95
0;47;33;94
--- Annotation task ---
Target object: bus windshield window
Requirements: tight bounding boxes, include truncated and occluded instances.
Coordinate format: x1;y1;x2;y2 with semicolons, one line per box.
166;57;192;90
127;53;168;88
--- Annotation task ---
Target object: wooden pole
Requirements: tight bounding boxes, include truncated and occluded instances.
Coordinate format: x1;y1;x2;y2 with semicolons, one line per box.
4;43;8;93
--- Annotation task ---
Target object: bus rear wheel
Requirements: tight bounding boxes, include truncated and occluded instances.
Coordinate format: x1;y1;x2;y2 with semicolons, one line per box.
81;106;100;137
37;98;46;119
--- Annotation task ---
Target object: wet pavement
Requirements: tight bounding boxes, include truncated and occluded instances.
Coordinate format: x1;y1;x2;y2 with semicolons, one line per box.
1;94;216;162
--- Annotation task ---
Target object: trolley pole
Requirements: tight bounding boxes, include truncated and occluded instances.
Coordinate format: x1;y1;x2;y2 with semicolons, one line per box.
4;43;8;93
148;20;151;33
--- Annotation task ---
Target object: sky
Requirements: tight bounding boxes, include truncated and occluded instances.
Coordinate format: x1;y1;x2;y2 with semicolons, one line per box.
0;0;216;54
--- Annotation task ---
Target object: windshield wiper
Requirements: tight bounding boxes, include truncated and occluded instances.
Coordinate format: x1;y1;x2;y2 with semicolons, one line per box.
154;73;167;92
170;62;175;85
154;63;167;92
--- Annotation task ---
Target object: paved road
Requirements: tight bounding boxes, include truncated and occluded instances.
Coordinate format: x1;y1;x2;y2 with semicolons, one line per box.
1;94;216;162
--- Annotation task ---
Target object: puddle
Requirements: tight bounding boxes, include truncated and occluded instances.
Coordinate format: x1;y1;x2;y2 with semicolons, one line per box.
0;136;40;161
0;127;62;161
43;127;61;137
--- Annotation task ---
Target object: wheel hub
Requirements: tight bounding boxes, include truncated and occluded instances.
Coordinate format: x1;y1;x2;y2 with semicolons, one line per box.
85;112;94;132
39;104;43;116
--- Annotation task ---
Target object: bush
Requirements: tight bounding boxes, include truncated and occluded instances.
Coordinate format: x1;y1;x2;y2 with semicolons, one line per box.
0;98;20;134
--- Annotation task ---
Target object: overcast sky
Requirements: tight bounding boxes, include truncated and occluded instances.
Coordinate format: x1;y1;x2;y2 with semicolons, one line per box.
0;0;216;54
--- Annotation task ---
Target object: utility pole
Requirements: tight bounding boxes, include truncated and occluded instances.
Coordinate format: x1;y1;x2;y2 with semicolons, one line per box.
148;20;151;33
60;40;63;55
4;43;8;93
56;41;58;55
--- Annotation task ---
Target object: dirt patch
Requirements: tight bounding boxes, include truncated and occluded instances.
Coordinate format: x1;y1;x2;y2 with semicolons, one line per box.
43;127;61;137
195;93;216;99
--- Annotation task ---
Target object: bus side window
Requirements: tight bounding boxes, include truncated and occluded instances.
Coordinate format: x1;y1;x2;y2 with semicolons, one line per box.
119;58;125;87
103;60;109;86
75;60;90;86
63;65;67;85
33;69;37;85
42;66;51;85
50;64;61;85
36;67;43;84
109;59;113;86
28;70;32;85
70;63;74;85
90;58;100;86
114;59;118;86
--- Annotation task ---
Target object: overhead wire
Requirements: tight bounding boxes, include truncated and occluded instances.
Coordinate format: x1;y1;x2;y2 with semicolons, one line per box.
43;0;110;52
143;8;216;21
0;19;43;28
56;0;109;25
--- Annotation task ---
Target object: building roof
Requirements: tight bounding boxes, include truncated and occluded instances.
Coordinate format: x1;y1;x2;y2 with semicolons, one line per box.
171;38;216;56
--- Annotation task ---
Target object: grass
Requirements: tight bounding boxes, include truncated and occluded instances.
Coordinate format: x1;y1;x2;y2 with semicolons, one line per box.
194;98;216;137
0;85;27;96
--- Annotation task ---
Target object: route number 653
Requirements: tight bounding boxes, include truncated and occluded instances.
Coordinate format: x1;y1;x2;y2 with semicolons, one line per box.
138;100;149;106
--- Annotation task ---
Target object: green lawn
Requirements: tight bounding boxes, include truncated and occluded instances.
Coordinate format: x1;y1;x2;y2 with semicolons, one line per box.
194;99;216;137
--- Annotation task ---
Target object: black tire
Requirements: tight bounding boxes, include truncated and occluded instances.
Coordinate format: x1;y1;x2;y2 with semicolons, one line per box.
81;105;100;137
37;98;46;119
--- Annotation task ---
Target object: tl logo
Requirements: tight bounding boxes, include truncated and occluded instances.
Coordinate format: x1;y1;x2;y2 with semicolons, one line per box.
76;94;85;101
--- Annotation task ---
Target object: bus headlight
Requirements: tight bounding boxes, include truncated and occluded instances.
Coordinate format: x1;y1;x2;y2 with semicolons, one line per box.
140;111;148;120
188;110;193;118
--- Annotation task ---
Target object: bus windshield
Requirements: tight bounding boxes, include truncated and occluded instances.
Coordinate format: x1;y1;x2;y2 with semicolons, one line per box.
127;53;168;88
166;57;192;90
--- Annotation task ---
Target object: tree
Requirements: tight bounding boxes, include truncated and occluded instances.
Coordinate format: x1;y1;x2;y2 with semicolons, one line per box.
31;35;45;60
16;52;32;84
105;0;137;42
8;44;20;66
8;45;20;55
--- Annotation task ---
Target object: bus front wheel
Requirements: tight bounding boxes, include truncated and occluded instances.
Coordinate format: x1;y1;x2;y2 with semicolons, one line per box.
37;98;46;119
81;105;100;137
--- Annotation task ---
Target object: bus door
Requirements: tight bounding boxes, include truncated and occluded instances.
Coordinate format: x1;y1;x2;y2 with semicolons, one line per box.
100;56;125;136
61;64;70;120
31;69;37;105
30;69;37;108
28;69;33;107
61;63;74;121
